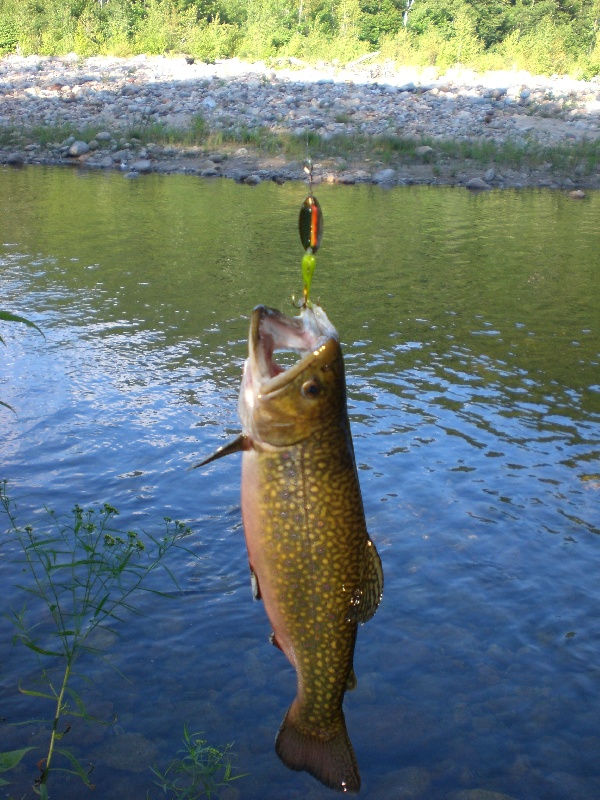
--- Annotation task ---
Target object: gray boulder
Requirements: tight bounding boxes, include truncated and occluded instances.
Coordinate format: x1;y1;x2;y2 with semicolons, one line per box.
466;177;492;191
129;159;152;173
68;140;89;157
373;168;397;185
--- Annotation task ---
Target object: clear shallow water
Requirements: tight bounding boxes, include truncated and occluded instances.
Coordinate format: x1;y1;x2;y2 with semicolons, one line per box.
0;166;599;800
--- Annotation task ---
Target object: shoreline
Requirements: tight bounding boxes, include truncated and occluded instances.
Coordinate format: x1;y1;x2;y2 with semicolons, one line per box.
2;53;600;191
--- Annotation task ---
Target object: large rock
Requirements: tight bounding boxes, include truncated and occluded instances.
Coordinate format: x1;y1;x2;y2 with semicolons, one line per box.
466;177;492;191
110;149;130;163
129;159;152;173
68;140;89;157
373;168;397;185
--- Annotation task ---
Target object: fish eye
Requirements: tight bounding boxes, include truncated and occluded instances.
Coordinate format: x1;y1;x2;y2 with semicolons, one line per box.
301;378;322;398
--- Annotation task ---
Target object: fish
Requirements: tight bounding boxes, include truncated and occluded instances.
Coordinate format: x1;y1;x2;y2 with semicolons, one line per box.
196;303;383;793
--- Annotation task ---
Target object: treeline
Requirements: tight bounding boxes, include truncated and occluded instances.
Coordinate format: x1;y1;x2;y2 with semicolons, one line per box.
1;0;600;76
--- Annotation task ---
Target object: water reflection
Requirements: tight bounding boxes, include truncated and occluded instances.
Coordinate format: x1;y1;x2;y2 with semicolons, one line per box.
0;167;599;799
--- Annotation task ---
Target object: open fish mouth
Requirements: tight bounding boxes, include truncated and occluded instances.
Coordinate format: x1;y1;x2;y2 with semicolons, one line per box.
247;304;338;396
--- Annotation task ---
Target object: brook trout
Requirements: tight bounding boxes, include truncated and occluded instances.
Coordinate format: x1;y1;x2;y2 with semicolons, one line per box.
198;304;383;793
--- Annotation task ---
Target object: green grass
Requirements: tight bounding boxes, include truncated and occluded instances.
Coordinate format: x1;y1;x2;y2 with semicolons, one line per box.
3;116;600;177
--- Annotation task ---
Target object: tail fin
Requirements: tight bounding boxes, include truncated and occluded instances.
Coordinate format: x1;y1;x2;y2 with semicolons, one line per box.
275;702;360;793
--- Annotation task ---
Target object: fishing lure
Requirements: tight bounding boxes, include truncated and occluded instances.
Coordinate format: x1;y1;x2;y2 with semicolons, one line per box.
298;158;323;306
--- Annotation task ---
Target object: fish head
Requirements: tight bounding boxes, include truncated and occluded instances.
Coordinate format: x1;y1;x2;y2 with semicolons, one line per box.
239;304;346;447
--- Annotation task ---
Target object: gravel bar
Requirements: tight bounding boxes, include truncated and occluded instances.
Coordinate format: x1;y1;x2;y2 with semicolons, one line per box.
2;53;600;190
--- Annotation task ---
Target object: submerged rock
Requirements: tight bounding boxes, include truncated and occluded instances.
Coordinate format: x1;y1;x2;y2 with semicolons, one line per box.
449;790;521;800
372;168;397;185
91;731;158;772
376;765;432;798
465;177;493;191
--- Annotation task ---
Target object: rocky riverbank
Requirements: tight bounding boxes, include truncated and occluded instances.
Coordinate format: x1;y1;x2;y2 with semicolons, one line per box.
2;53;600;190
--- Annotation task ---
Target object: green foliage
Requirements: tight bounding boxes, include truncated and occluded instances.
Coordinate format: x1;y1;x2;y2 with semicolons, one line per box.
132;0;180;54
0;747;35;787
0;15;17;53
359;0;402;45
183;14;237;61
151;725;247;799
0;0;598;74
498;18;573;74
1;485;191;795
466;0;511;48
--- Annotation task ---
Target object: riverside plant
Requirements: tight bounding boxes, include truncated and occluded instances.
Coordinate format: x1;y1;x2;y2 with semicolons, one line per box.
0;310;43;413
151;725;247;800
0;483;191;798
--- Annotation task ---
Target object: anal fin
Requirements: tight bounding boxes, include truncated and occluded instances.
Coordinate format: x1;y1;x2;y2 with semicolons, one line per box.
346;668;357;691
250;566;261;601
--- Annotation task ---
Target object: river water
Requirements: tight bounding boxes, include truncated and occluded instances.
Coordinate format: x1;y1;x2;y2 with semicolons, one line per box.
1;166;599;800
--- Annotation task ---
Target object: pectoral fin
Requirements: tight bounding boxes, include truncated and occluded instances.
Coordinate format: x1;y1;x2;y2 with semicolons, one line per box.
190;434;249;469
347;538;383;624
250;566;261;600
